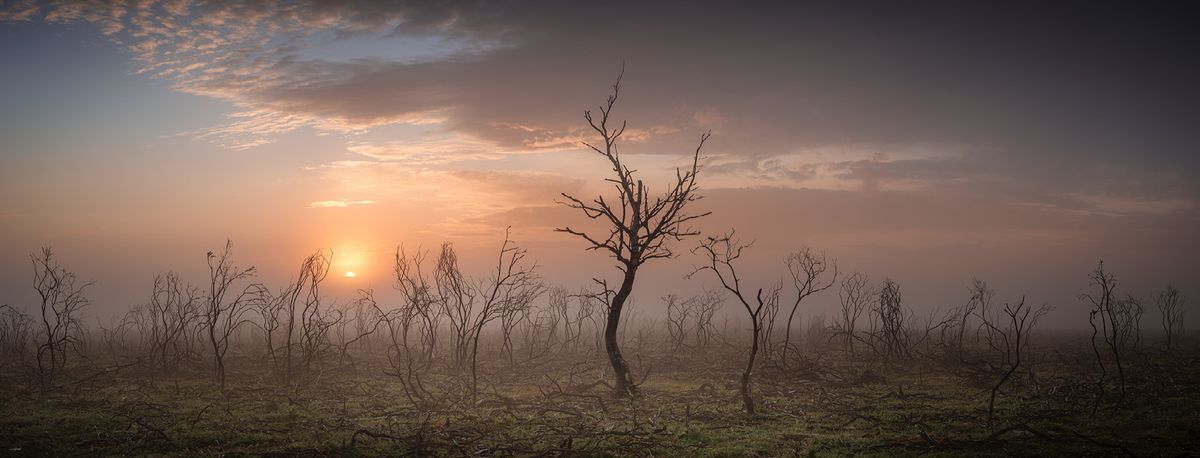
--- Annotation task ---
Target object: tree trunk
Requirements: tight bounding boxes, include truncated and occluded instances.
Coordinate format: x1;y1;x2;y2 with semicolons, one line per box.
605;266;638;396
742;321;760;414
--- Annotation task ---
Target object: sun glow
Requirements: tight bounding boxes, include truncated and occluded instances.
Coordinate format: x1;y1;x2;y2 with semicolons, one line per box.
344;271;357;278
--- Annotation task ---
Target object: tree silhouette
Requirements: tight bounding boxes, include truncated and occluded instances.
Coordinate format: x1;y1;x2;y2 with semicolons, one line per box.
557;70;711;396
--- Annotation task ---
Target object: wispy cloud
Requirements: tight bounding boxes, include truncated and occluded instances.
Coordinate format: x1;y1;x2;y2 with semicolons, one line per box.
5;0;1196;222
308;199;379;208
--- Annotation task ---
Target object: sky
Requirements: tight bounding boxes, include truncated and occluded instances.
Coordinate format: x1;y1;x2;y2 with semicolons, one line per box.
1;1;1197;330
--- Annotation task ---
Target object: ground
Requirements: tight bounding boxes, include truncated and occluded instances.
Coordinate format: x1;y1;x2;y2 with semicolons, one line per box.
2;342;1196;456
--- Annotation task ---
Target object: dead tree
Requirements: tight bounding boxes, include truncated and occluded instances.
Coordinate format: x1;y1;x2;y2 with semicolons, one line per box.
547;287;573;347
1080;260;1124;405
466;229;544;405
334;290;385;366
349;295;382;353
203;241;258;390
0;305;34;373
31;248;91;390
298;250;334;372
1155;285;1186;352
870;279;910;359
144;272;201;372
1114;293;1144;354
370;288;434;406
393;245;441;369
271;250;333;379
516;303;558;363
664;294;690;354
692;289;723;349
557;71;711;395
980;297;1051;431
255;285;286;372
436;242;476;371
499;294;532;367
781;248;837;359
571;288;602;353
691;231;775;415
832;271;873;355
956;279;994;361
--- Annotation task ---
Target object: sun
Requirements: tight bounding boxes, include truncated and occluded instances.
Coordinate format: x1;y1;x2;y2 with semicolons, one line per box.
344;271;357;278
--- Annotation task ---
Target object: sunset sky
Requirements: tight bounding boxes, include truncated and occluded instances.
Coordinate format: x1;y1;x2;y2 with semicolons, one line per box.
1;1;1197;328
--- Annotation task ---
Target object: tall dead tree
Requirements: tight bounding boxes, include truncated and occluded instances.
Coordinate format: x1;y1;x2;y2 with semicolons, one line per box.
31;248;91;390
393;245;441;369
1155;285;1186;352
557;71;710;395
1080;260;1124;405
547;287;573;348
436;242;477;371
871;279;910;359
980;297;1050;431
833;271;873;355
297;250;334;372
144;272;201;372
692;289;723;349
664;294;690;354
957;279;994;361
691;231;773;415
781;248;837;359
1115;293;1144;353
204;241;258;390
273;250;331;379
466;228;544;405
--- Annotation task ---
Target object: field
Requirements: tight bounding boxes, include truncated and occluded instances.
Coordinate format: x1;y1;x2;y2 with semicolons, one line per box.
2;332;1197;457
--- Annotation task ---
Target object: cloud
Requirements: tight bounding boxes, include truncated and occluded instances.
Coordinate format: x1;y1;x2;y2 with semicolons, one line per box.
4;0;1197;221
1060;194;1196;217
346;134;504;165
308;199;379;208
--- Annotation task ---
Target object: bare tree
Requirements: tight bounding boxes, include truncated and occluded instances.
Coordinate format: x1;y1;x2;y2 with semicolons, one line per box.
557;71;711;395
980;297;1051;431
516;303;558;364
664;294;690;354
499;292;533;367
334;290;385;367
1155;285;1186;352
692;289;723;349
870;279;910;359
547;287;573;348
572;288;602;353
255;285;286;372
370;288;435;407
1080;260;1125;405
269;250;333;379
781;248;837;359
659;291;722;352
144;272;201;372
757;281;784;358
435;242;477;371
958;279;994;361
393;245;441;369
1114;293;1144;354
691;231;775;415
203;241;258;390
0;305;34;373
832;271;873;355
465;229;544;404
297;251;334;372
31;248;91;390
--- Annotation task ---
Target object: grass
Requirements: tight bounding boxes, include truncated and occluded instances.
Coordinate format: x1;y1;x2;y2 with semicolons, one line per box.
1;343;1197;456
